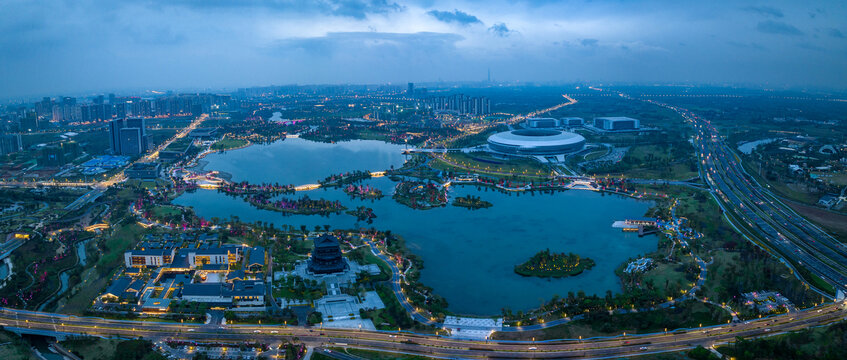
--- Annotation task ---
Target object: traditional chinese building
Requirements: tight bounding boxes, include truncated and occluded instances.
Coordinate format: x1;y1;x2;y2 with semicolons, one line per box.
307;234;348;274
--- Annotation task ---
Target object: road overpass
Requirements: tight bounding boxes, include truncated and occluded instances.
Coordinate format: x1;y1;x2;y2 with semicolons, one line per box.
1;303;845;358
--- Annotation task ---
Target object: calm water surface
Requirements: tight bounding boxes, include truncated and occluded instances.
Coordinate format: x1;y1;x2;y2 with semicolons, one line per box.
175;139;657;315
200;137;408;185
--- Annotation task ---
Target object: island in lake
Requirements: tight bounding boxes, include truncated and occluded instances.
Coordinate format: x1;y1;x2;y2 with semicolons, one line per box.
244;194;346;215
514;249;595;278
452;195;492;209
346;206;377;223
392;181;448;210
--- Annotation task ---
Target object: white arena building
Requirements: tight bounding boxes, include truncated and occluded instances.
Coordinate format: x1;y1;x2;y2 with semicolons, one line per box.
487;129;586;155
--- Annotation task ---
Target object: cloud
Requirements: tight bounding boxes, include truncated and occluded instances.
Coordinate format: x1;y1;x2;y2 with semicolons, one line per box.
743;6;784;18
274;31;463;55
580;38;598;47
426;9;482;26
488;23;515;37
150;0;402;19
756;20;803;36
329;0;402;19
827;28;845;39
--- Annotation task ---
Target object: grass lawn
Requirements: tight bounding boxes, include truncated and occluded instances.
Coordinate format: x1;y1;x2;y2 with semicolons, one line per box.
310;352;334;360
429;152;553;180
625;163;699;181
583;149;609;161
783;199;847;242
96;223;144;275
0;330;35;360
740;159;819;205
60;267;107;314
211;137;249;151
641;260;696;297
152;205;182;218
61;338;123;360
596;143;698;180
701;250;740;302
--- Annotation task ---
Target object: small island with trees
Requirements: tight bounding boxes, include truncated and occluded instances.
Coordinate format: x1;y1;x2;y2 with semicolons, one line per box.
346;206;377;223
452;195;492;209
392;181;448;210
343;184;384;200
514;249;595;278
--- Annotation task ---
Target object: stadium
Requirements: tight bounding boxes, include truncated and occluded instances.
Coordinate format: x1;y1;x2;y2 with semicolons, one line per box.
487;129;586;155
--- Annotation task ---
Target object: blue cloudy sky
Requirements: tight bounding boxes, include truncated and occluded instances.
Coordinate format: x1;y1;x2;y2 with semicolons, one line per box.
1;0;846;98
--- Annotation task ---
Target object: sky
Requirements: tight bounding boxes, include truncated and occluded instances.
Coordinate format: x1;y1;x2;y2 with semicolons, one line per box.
2;0;846;99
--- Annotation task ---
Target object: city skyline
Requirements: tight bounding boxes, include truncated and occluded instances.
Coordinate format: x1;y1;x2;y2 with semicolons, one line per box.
2;0;847;100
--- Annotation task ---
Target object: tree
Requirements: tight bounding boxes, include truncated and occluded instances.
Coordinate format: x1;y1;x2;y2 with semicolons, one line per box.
687;345;719;360
113;340;165;360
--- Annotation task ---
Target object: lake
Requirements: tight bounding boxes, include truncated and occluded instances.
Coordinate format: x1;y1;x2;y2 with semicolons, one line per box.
175;139;657;315
198;137;409;185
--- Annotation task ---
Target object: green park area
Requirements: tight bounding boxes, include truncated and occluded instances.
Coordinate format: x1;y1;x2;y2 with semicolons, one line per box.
642;185;826;308
61;338;165;360
0;330;35;360
717;319;847;359
210;137;249;151
493;300;731;341
430;152;553;180
595;143;699;180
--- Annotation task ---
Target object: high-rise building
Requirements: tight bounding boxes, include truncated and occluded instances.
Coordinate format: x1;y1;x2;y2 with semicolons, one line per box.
0;133;22;155
109;119;124;154
418;94;491;116
35;97;53;118
407;82;414;95
125;117;148;151
109;117;148;155
119;128;143;155
20;111;38;132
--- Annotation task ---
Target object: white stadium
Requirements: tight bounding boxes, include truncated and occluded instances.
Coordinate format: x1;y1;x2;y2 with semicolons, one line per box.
487;129;586;155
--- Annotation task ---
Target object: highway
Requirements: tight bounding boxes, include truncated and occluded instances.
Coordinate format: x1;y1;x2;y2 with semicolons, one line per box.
1;304;845;358
643;96;847;296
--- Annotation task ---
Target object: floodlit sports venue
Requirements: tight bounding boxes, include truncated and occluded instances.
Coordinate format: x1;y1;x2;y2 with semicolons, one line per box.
487;129;586;155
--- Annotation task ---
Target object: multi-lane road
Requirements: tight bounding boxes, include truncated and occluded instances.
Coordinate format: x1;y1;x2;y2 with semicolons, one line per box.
644;97;847;296
1;304;846;358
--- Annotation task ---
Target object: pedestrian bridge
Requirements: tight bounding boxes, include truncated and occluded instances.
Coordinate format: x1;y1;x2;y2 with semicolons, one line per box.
566;180;600;191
